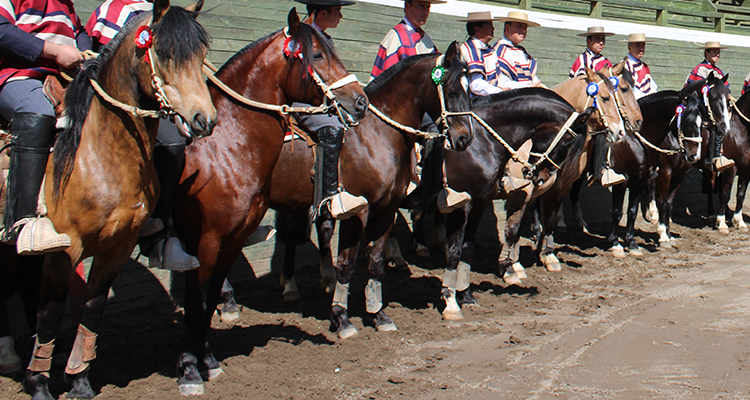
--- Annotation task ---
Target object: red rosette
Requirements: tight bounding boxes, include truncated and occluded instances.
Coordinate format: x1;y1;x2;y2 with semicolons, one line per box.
135;25;153;50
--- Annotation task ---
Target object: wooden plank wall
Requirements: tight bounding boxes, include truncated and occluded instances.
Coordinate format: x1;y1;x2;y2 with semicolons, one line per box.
7;0;750;335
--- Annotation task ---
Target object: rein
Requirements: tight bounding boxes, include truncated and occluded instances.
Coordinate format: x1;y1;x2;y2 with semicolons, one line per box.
634;103;701;156
729;94;750;124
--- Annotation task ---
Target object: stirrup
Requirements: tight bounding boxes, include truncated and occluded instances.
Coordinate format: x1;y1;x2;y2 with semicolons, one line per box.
437;187;471;214
149;237;200;272
243;225;276;247
713;156;734;172
13;217;71;255
600;169;626;188
329;191;368;220
501;174;531;193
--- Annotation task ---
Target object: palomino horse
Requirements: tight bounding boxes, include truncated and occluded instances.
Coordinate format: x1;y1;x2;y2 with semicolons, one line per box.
493;65;631;280
435;89;592;320
6;2;216;399
708;86;750;234
171;9;367;395
268;46;472;304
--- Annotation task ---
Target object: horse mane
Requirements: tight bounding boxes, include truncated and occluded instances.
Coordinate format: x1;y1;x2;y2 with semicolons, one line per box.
681;78;707;96
638;90;679;108
471;87;570;109
53;7;209;200
365;52;465;97
219;23;336;84
619;68;634;88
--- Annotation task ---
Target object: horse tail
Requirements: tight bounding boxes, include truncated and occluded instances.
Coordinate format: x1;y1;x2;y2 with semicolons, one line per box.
53;60;97;201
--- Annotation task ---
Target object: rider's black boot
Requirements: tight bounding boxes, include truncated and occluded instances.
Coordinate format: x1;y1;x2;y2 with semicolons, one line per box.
712;132;734;172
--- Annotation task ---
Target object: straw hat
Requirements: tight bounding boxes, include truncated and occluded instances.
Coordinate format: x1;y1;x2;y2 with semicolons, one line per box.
497;11;540;27
577;26;614;37
457;11;501;22
294;0;356;5
622;33;652;43
698;41;727;50
402;0;447;3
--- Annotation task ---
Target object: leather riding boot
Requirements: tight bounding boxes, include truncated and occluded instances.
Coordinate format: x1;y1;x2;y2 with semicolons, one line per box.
595;134;625;188
313;126;367;221
712;133;734;172
1;113;70;254
147;144;200;272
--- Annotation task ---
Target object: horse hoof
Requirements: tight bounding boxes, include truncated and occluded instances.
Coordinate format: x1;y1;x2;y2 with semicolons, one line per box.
503;272;522;285
220;310;239;323
442;309;464;321
740;226;749;233
546;262;562;272
376;322;397;332
511;262;527;279
659;240;673;249
610;245;626;258
629;247;644;257
338;326;358;339
0;336;22;376
207;366;224;381
282;291;302;302
457;289;479;307
178;383;205;396
718;227;730;235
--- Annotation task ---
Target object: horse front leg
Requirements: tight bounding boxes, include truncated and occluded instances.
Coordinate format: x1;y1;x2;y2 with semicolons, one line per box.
410;206;430;257
538;196;562;272
331;214;365;339
609;184;626;258
717;167;737;234
624;184;644;256
363;219;397;332
733;173;750;233
440;205;470;321
644;176;659;224
65;245;137;399
24;251;75;400
570;177;589;231
654;166;672;247
218;279;240;323
0;246;23;377
499;189;530;284
316;214;337;293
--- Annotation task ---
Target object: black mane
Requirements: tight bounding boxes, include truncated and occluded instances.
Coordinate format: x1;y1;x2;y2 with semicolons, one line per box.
54;7;210;200
365;52;465;97
471;87;571;109
638;90;679;108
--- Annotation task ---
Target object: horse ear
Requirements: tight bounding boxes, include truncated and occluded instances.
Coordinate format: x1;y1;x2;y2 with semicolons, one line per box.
152;0;170;24
575;107;596;127
185;0;203;13
584;66;598;83
288;8;300;35
611;61;624;76
722;73;729;83
443;41;459;67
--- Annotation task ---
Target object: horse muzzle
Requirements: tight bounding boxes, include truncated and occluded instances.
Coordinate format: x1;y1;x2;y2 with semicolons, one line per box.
174;113;215;140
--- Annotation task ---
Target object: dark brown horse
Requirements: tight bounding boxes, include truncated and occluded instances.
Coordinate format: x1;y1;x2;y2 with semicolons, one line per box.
5;2;216;399
170;10;367;395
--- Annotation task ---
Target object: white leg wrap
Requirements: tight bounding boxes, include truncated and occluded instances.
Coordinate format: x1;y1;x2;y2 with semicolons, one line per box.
733;212;747;229
717;215;729;233
646;200;659;224
456;261;471;292
442;269;457;289
0;336;22;375
332;282;349;309
657;223;670;243
364;279;383;314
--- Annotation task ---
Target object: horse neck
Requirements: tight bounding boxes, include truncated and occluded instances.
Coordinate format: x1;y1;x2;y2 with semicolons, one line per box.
477;95;569;149
369;68;433;130
735;92;750;119
642;95;679;143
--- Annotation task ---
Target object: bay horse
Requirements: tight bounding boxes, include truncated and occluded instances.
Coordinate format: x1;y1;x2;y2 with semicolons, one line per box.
494;65;632;280
8;2;216;399
170;9;368;395
436;88;593;319
268;46;472;305
710;88;750;234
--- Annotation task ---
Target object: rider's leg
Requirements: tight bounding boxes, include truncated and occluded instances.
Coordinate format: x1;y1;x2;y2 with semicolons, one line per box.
596;133;626;188
0;80;69;253
419;115;470;213
712;130;734;172
146;120;199;271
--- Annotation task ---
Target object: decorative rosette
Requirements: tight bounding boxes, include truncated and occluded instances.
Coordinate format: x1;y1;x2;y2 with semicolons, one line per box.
135;26;153;49
283;37;302;59
608;76;619;92
675;104;685;129
586;82;599;97
431;66;446;85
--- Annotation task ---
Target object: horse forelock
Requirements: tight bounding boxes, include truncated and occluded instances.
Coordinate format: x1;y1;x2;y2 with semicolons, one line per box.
619;68;634;88
152;5;210;66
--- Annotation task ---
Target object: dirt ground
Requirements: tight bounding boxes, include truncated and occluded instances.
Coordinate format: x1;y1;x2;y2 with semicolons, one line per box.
3;200;750;399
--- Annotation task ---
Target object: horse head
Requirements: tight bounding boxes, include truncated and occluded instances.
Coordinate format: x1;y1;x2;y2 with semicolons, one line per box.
428;41;473;151
606;61;644;133
144;0;216;138
281;8;367;125
675;92;705;164
582;67;625;141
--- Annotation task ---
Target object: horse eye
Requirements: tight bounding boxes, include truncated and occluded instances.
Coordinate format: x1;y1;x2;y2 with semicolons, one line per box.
313;52;323;60
602;96;610;101
449;90;458;97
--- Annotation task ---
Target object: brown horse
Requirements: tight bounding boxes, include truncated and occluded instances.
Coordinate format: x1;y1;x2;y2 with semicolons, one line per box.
8;2;216;399
494;65;632;280
170;9;367;395
266;46;472;309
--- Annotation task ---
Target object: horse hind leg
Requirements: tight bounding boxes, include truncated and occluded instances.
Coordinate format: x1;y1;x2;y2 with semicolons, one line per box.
624;186;644;257
331;217;364;339
316;215;337;293
733;175;750;233
218;279;239;323
384;234;407;269
608;185;626;258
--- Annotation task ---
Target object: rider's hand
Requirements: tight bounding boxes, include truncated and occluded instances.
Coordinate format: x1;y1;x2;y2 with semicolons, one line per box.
40;42;83;69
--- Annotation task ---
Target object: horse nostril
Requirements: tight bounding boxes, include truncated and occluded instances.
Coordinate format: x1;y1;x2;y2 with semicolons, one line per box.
687;155;696;163
192;114;207;135
354;95;367;115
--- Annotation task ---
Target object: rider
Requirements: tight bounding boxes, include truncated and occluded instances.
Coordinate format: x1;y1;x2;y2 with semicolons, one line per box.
86;0;203;271
570;26;625;188
291;0;368;222
684;41;733;172
494;11;542;91
621;33;657;100
0;0;89;254
743;72;750;95
371;0;471;213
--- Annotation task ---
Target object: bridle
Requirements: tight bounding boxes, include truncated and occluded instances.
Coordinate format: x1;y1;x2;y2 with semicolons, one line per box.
581;76;620;137
429;55;474;149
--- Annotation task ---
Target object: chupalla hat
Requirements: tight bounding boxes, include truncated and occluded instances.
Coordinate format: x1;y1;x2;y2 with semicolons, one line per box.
497;11;540;27
457;11;501;22
698;41;727;50
577;26;614;37
294;0;356;6
622;33;652;43
402;0;447;3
